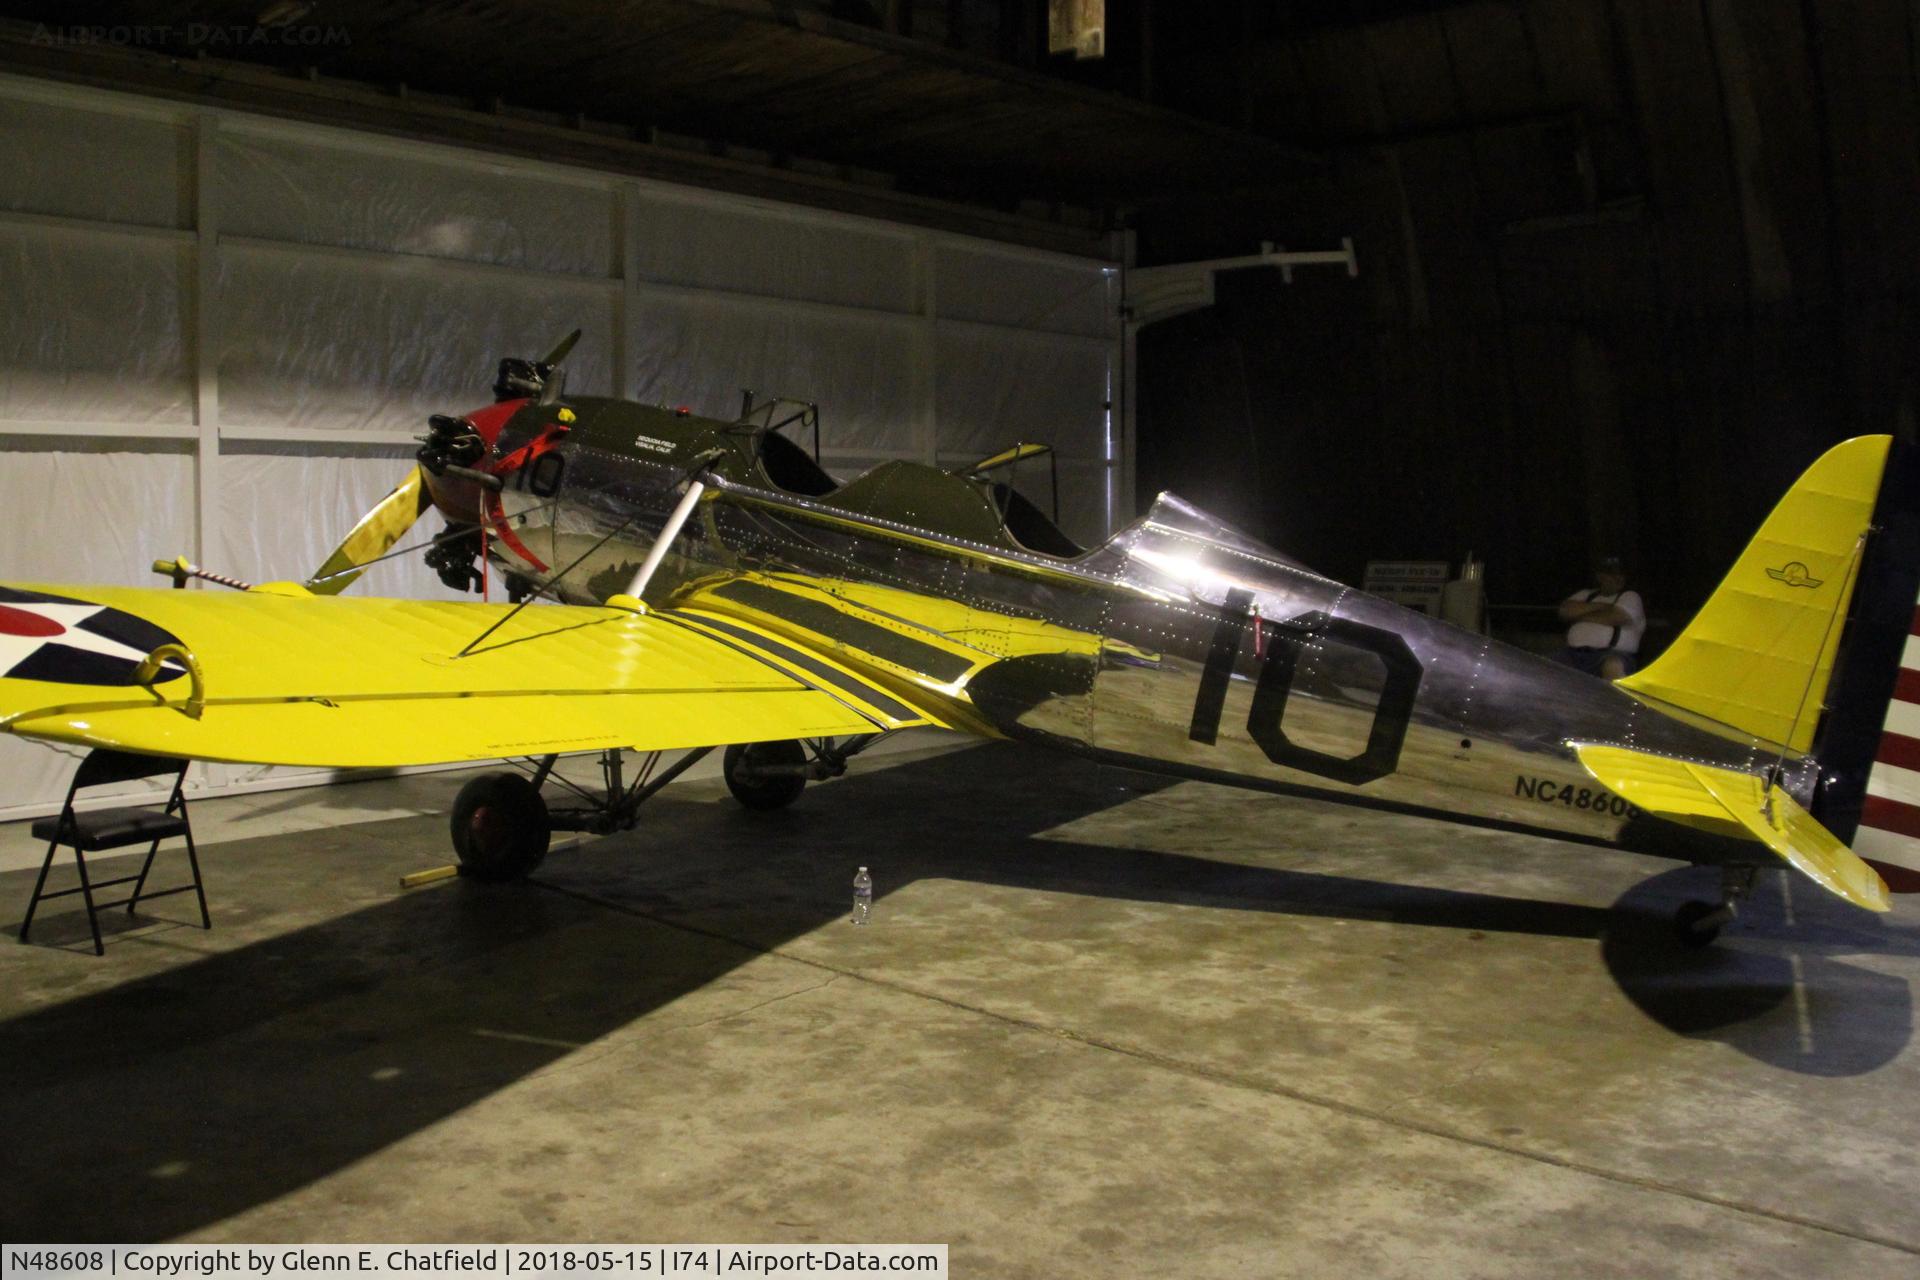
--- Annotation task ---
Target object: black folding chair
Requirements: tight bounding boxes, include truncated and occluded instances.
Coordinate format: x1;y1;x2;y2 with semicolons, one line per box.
20;749;210;955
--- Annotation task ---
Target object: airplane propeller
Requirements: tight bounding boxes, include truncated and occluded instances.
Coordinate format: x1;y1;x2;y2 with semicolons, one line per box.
303;329;583;595
305;465;436;596
491;328;580;405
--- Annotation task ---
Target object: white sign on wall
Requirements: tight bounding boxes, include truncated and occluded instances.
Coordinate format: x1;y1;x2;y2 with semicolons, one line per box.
1363;560;1450;616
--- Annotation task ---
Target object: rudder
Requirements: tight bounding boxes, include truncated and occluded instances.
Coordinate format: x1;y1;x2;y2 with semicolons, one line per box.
1810;435;1920;890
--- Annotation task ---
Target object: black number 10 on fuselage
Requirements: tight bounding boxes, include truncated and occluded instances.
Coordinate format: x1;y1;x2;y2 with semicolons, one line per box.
1185;588;1424;786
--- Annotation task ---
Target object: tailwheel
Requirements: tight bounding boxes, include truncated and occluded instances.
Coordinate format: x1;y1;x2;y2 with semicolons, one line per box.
1672;899;1726;948
451;772;551;881
723;740;809;811
1672;866;1756;948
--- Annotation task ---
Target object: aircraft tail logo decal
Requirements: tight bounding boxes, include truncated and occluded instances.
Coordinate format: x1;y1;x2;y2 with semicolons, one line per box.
1767;561;1824;588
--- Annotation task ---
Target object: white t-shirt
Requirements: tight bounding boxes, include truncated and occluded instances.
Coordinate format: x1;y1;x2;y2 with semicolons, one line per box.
1565;588;1645;653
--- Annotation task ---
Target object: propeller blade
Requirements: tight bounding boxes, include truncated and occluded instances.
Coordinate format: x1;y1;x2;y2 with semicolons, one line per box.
307;465;435;595
539;328;582;370
957;442;1052;476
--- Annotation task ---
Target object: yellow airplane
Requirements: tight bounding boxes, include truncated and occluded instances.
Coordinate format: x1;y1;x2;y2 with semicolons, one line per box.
4;335;1919;945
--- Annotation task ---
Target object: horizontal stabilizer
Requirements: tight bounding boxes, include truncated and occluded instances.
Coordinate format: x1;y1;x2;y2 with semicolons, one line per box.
1574;743;1890;911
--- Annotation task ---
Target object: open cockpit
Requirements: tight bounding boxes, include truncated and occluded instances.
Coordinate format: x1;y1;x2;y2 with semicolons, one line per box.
749;422;1085;560
755;426;840;498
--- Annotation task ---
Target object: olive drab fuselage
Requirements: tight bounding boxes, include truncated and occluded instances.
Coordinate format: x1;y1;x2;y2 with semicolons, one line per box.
448;394;1805;868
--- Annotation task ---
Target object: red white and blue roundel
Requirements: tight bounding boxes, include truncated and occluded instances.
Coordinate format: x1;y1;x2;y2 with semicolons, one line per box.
0;587;186;686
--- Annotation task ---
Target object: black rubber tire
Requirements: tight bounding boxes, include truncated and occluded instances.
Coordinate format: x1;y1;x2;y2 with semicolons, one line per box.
1673;899;1723;948
450;772;550;881
723;740;808;811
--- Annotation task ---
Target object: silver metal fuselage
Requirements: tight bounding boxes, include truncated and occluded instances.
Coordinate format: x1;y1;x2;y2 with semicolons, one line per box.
474;403;1802;867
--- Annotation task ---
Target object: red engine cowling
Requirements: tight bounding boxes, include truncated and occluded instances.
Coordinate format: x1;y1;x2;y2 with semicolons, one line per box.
420;398;531;522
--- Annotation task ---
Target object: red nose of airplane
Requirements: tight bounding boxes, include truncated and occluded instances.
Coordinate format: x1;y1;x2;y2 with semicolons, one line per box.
421;398;531;521
463;399;525;453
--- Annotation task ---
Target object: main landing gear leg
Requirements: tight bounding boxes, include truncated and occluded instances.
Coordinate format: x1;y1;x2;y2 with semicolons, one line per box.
448;746;714;881
1674;865;1760;948
722;734;885;811
449;736;888;877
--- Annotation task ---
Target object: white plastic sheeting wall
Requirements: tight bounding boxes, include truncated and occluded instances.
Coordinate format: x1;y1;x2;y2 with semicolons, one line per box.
0;75;1125;817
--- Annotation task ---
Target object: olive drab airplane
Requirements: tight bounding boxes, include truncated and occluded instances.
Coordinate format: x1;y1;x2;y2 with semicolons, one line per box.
4;331;1920;946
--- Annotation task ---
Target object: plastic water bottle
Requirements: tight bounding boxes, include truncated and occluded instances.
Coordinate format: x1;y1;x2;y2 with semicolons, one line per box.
851;866;872;926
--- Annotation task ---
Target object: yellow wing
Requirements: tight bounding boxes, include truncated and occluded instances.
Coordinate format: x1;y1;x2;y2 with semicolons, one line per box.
1573;743;1890;911
0;582;934;768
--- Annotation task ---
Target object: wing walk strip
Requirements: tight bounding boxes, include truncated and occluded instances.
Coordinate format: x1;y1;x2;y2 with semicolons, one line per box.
658;608;933;731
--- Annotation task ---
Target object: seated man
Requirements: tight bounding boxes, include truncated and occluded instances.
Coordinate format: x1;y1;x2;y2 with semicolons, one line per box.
1557;555;1644;679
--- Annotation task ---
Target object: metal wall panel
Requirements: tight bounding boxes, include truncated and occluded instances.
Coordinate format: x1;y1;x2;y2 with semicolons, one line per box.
0;73;1124;817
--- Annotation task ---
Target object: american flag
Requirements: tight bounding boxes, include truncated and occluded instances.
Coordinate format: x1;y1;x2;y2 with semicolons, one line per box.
1850;604;1920;892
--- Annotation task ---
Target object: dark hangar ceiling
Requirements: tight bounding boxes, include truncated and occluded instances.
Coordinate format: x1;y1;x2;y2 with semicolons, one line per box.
0;1;1320;223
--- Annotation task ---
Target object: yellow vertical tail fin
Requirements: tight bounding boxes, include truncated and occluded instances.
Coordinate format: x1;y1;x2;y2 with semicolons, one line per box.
1617;435;1890;751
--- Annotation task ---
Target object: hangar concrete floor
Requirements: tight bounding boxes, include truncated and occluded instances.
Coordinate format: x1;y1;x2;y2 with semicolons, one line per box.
2;735;1918;1276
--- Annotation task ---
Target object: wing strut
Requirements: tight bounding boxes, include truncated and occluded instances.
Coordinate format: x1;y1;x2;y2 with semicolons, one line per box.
618;478;707;605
